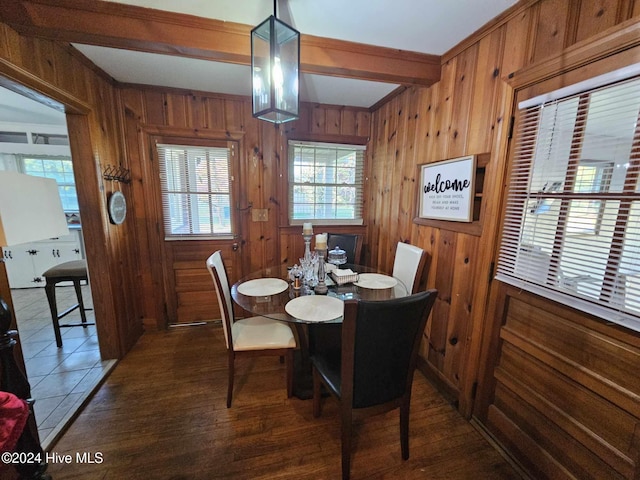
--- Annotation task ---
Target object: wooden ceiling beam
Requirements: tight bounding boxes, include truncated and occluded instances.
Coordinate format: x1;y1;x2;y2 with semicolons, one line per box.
0;0;441;87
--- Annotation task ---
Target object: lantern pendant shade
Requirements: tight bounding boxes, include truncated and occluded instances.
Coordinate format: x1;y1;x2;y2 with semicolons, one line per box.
251;15;300;123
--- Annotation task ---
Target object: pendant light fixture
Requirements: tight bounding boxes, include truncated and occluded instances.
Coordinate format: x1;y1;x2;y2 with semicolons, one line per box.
251;0;300;123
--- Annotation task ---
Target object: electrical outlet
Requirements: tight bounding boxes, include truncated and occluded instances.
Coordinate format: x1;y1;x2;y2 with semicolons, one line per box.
252;208;268;222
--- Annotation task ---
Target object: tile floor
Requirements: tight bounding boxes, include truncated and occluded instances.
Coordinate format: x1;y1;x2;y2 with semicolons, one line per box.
11;285;116;450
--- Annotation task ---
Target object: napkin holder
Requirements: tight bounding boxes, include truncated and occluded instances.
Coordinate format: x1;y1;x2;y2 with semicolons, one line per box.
330;269;359;285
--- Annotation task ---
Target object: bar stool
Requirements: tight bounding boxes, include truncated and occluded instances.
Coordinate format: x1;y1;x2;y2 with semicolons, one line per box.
43;260;93;348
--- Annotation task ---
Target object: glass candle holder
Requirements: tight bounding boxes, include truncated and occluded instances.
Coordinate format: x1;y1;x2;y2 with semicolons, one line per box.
302;233;313;263
314;249;328;295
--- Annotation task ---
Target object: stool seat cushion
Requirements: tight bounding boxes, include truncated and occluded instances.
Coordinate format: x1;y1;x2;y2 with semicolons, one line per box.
43;260;87;279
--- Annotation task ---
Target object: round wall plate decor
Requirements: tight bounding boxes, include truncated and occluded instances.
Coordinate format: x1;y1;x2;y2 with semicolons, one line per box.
108;191;127;225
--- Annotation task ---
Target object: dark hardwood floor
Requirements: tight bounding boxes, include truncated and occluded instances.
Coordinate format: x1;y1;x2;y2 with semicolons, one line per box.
43;323;522;479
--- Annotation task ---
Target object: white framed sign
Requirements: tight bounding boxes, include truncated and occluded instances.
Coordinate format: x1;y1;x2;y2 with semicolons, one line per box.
418;155;476;222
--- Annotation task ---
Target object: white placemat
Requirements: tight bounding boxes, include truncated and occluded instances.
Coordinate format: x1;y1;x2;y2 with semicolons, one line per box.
353;273;398;289
237;278;288;296
285;295;344;322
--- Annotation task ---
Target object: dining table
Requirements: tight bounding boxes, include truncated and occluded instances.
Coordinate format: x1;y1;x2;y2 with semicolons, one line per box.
231;263;409;398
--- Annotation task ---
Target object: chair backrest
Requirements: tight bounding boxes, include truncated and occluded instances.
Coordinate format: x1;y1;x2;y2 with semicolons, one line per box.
327;233;363;265
392;242;428;294
341;290;438;409
205;251;234;349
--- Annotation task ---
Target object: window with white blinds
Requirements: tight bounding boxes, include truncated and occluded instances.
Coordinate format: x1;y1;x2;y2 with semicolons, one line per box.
19;156;78;212
496;72;640;332
288;141;365;225
157;143;233;238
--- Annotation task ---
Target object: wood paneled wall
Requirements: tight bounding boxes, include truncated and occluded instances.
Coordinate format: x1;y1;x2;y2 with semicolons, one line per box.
0;22;143;359
368;0;640;400
484;285;640;479
117;84;371;325
4;0;640;476
367;0;640;478
478;16;640;480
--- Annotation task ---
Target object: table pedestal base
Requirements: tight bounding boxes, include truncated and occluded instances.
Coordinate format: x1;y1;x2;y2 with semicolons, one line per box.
292;350;313;400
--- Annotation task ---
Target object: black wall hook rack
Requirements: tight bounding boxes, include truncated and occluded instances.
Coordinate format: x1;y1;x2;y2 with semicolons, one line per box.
102;164;131;184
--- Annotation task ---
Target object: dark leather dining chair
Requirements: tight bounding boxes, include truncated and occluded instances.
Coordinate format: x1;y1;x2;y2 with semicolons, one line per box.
206;251;296;407
327;233;362;265
310;289;438;480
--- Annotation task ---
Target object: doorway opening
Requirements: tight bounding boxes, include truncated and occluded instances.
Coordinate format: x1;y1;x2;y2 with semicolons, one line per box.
0;84;114;449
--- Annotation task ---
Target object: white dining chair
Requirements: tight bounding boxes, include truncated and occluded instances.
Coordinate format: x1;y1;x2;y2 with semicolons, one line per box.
392;242;429;294
206;251;296;407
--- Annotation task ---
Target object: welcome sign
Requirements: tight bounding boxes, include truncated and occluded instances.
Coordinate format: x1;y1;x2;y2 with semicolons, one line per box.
419;155;476;222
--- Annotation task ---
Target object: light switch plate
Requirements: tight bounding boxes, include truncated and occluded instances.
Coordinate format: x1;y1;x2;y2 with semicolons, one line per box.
252;208;268;222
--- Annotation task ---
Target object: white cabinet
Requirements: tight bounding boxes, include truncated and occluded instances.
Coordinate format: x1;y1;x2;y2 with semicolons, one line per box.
3;229;83;288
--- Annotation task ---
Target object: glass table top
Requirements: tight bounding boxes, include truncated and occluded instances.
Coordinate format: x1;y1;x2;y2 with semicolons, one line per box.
231;264;409;324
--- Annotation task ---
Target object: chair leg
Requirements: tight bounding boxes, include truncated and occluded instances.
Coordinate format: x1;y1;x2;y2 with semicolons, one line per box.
312;366;322;418
226;352;234;408
400;395;410;460
45;282;63;348
286;349;294;398
73;279;89;327
341;406;353;480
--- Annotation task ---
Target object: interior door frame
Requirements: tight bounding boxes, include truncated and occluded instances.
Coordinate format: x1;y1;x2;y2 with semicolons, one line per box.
0;67;123;360
0;56;125;447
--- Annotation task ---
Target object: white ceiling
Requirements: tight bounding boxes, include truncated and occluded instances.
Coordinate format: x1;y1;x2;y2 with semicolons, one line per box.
70;45;402;108
72;0;518;108
1;0;519;124
0;87;66;126
99;0;516;55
